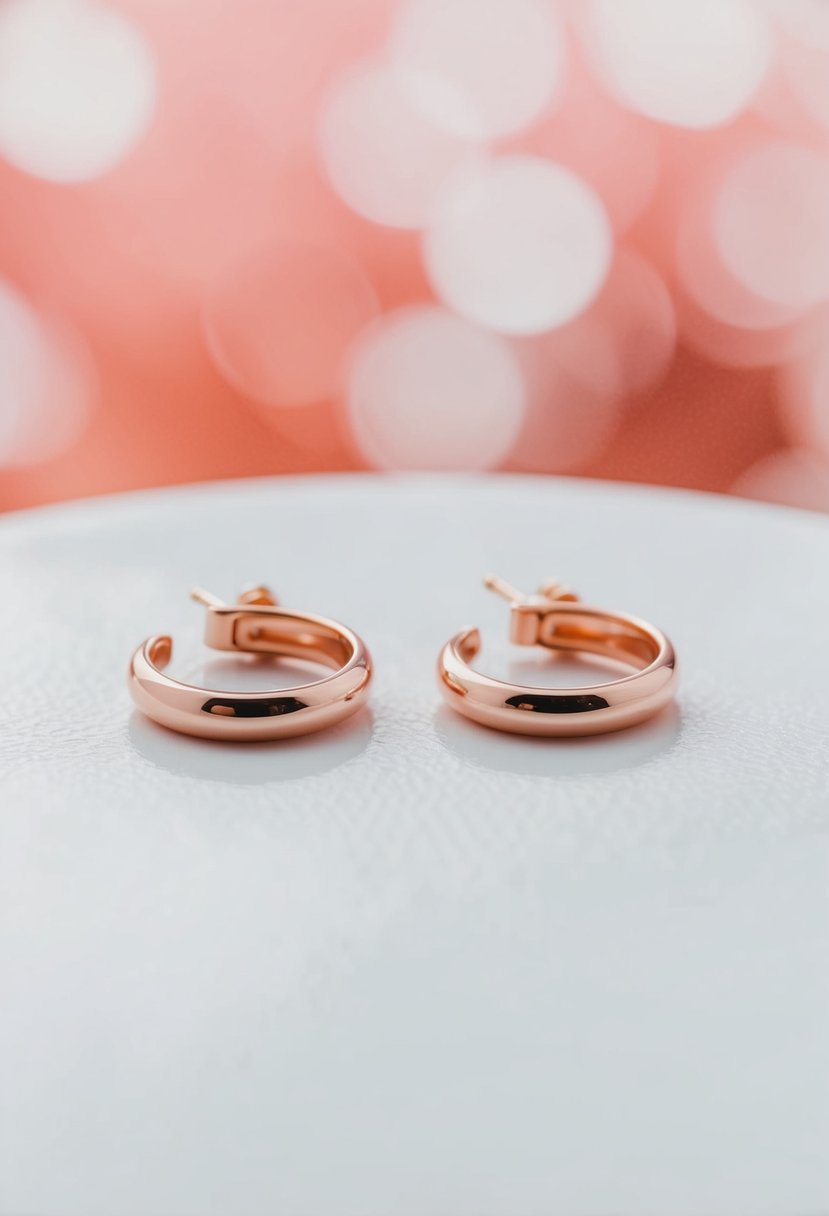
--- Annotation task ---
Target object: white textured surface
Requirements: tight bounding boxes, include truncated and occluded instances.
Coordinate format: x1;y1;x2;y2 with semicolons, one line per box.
1;473;828;1216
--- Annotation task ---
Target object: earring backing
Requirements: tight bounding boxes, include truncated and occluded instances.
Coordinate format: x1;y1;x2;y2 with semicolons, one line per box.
437;575;678;736
128;584;372;741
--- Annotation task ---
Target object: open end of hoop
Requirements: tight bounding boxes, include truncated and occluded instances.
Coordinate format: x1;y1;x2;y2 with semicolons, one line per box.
456;627;481;663
146;635;173;669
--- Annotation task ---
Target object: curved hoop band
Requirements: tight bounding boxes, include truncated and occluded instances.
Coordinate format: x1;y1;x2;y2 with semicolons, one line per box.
437;577;678;737
128;586;372;741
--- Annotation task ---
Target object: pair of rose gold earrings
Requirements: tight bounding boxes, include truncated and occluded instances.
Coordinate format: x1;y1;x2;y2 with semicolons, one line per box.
128;577;678;741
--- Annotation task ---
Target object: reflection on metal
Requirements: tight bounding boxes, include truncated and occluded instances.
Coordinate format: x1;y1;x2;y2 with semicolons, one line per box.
438;575;678;737
128;585;372;741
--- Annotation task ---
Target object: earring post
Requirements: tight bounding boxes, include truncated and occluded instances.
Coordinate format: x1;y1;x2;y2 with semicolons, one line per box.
190;587;226;609
483;574;528;604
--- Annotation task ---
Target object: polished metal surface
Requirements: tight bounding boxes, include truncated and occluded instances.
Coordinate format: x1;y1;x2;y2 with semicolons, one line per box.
128;585;372;740
438;576;678;736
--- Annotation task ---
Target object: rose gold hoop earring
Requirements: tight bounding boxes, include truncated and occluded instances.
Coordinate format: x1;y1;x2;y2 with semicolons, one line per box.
437;575;678;737
128;585;372;741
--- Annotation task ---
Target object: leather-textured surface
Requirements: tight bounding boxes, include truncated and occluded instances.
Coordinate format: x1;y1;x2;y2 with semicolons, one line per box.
1;474;828;1216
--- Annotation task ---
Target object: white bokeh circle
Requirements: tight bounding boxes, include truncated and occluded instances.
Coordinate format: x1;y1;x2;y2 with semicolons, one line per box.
390;0;565;140
766;0;829;52
597;250;676;395
0;279;94;466
529;74;660;236
424;156;612;335
0;0;157;182
318;61;477;229
510;315;623;473
733;448;829;512
778;332;829;461
346;306;525;470
676;297;809;370
714;142;829;312
584;0;770;129
203;243;379;409
780;37;829;132
677;175;801;331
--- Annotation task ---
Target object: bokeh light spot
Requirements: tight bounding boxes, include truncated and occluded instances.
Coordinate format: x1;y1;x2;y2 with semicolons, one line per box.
0;280;94;466
733;448;829;512
584;0;770;128
714;142;829;311
424;155;612;335
595;250;676;395
318;61;477;229
677;298;810;370
204;244;379;409
390;0;565;140
767;0;829;52
510;315;623;473
0;0;157;182
527;63;660;235
778;331;829;461
346;306;525;470
677;173;800;331
780;37;829;132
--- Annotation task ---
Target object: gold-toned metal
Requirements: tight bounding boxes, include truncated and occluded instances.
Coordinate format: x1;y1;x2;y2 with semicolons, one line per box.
483;573;527;604
437;575;678;737
189;587;227;610
128;585;372;741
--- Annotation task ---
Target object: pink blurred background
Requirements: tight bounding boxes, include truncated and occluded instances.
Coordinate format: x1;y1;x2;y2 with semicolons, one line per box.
1;0;829;513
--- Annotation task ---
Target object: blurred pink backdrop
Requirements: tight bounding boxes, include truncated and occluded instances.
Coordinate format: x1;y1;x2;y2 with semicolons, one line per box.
1;0;829;511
